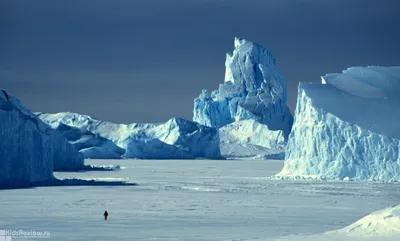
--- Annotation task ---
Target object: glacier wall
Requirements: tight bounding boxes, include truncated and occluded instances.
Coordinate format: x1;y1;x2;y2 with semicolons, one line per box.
0;90;84;188
38;113;222;159
193;37;293;140
279;66;400;181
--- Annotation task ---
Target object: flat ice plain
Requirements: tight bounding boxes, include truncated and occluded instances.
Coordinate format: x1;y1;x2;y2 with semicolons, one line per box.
1;159;400;241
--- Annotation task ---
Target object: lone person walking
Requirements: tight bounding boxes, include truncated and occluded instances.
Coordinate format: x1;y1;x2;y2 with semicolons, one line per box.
104;210;109;221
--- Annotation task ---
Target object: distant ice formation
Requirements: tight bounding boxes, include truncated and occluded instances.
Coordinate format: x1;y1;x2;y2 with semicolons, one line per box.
38;113;222;160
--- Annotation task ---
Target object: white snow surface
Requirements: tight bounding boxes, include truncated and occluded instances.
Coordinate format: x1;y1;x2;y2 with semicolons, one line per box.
1;159;400;241
38;112;222;159
193;37;293;141
279;66;400;181
0;90;83;188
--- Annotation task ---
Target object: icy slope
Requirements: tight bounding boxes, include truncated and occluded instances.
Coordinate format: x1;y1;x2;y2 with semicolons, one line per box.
279;66;400;181
262;204;400;241
193;38;293;140
0;90;84;188
334;204;400;236
38;113;222;159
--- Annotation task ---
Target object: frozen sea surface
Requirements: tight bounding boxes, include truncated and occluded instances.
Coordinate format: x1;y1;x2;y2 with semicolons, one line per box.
1;159;400;241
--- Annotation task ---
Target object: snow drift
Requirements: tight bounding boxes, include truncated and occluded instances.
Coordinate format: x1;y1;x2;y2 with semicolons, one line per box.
268;204;400;241
38;112;222;159
0;90;84;188
279;66;400;181
193;37;293;158
333;204;400;236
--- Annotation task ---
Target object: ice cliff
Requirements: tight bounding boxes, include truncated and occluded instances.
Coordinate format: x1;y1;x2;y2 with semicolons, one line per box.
279;66;400;181
38;113;222;159
193;37;293;137
0;90;84;188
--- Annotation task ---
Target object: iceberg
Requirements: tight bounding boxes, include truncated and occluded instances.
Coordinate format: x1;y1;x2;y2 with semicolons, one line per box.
0;90;84;188
279;66;400;181
193;37;293;138
193;38;293;158
38;113;222;159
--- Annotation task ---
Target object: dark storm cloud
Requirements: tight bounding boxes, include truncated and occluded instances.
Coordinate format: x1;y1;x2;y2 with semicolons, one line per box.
1;0;400;123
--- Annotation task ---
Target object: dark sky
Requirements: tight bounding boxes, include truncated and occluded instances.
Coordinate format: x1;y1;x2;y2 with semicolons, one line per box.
1;0;400;123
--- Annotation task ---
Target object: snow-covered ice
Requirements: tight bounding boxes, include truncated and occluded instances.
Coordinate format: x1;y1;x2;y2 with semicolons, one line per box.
38;113;222;159
1;159;399;240
0;90;83;188
280;66;400;181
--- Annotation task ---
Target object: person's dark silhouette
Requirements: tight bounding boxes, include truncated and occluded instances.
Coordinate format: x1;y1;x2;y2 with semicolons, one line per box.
104;211;108;221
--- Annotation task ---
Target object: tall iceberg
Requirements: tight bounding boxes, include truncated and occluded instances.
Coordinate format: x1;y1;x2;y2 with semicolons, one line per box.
279;66;400;181
193;38;293;158
38;113;222;159
193;37;293;139
0;90;84;188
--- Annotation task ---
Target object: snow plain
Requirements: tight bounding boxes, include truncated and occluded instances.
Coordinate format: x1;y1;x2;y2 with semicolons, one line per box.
1;159;400;241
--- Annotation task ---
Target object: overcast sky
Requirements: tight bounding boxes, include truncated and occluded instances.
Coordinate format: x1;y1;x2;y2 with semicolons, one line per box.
1;0;399;123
